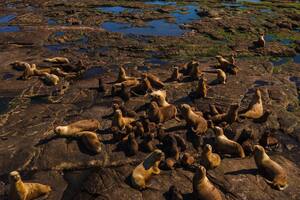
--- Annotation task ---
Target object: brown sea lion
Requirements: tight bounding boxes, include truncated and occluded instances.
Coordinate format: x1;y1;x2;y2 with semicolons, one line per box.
55;119;100;135
182;60;200;75
190;64;203;80
133;121;145;137
170;66;183;82
112;109;136;130
180;104;208;135
193;166;222;200
44;57;70;64
127;133;139;156
77;131;102;154
115;66;136;83
214;126;245;158
114;79;139;88
11;61;30;71
150;90;170;107
162;134;180;160
9;171;51;200
192;76;207;98
216;69;226;84
215;55;239;75
21;63;36;80
254;145;288;190
156;124;166;141
142;73;164;89
141;133;155;152
112;103;137;118
210;104;239;124
131;149;164;190
148;101;180;123
40;72;60;85
259;130;279;149
181;152;195;167
201;144;221;169
240;89;263;119
132;77;154;95
253;33;265;48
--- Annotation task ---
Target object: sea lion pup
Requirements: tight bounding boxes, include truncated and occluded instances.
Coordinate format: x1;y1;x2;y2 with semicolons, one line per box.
162;134;180;160
253;33;265;48
148;101;180;124
116;66;136;83
77;131;102;153
190;64;203;80
254;145;288;190
131;149;164;190
21;63;36;80
131;77;153;95
215;55;239;75
127;133;139;156
193;166;222;200
55;119;100;135
9;171;51;200
150;90;170;107
240;89;263;119
134;121;144;137
216;69;226;84
181;152;195;167
40;72;60;86
112;109;135;130
141;133;155;152
190;76;207;98
214;126;245;158
44;57;70;64
182;60;200;75
168;185;183;200
201;144;221;169
210;103;239;124
180;104;208;135
142;73;164;89
170;66;182;82
112;103;137;118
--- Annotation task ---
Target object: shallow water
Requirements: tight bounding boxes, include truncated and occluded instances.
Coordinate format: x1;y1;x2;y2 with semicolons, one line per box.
0;14;16;24
82;67;106;79
0;26;20;32
97;6;139;14
0;97;12;115
101;2;200;36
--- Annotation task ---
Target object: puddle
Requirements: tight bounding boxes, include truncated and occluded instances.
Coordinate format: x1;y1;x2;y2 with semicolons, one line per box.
82;67;106;79
145;57;168;66
100;1;200;37
222;0;261;9
0;26;20;33
0;97;13;115
294;54;300;64
102;20;185;36
45;33;88;52
97;6;139;14
47;18;57;25
270;57;290;66
265;34;293;46
2;73;14;80
260;8;272;13
0;14;16;24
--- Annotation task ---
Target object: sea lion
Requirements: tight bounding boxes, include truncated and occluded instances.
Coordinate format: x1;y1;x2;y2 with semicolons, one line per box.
201;144;221;169
182;60;200;75
216;69;226;84
259;130;279;149
141;133;155;152
191;76;207;98
214;126;245;158
170;66;183;82
131;77;154;95
162;134;180;160
190;64;203;80
44;57;70;64
11;61;30;71
180;104;208;135
40;72;60;86
9;171;51;200
215;55;238;75
168;185;183;200
141;115;152;134
254;145;288;190
55;119;100;135
193;166;222;200
127;133;139;156
150;90;170;107
253;33;265;48
77;131;102;153
115;66;136;83
114;79;139;88
112;109;135;130
174;134;187;151
131;149;164;190
210;104;239;124
142;73;164;89
181;152;195;167
133;121;144;137
112;103;137;118
240;89;263;119
148;101;180;123
164;158;177;170
156;124;166;141
21;63;36;80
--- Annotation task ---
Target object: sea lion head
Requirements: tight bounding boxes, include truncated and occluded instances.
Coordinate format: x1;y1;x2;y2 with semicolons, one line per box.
112;103;120;111
196;165;207;179
141;73;147;79
150;101;159;110
115;109;122;117
214;126;224;136
119;66;126;75
54;126;68;135
180;104;191;113
215;55;222;61
152;149;164;161
9;171;21;183
255;89;261;98
254;145;265;155
203;144;212;153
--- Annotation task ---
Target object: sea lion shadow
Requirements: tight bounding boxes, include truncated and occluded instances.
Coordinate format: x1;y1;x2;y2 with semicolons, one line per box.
165;125;186;132
186;129;203;150
225;168;258;176
35;135;59;146
208;79;220;86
